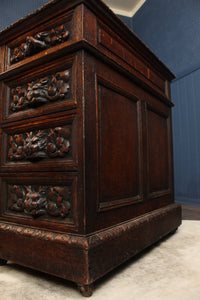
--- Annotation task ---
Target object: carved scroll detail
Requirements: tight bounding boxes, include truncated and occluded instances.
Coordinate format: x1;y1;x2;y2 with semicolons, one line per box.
8;184;71;218
10;24;70;64
10;70;70;112
8;127;71;161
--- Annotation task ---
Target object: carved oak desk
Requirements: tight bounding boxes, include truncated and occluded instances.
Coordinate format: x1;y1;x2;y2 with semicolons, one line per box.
0;0;181;296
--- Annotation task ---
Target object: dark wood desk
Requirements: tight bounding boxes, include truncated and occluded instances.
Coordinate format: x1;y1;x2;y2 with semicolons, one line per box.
0;0;181;296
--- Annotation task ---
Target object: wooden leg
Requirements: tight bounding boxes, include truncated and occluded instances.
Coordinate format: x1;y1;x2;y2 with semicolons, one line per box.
0;259;7;266
78;284;94;297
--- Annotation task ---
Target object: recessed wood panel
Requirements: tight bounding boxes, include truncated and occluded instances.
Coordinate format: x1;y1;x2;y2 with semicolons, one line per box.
147;107;169;196
98;83;142;210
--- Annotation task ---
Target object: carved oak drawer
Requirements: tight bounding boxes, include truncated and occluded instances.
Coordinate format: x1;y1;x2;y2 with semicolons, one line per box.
1;54;77;123
0;173;79;232
0;112;78;173
5;10;74;70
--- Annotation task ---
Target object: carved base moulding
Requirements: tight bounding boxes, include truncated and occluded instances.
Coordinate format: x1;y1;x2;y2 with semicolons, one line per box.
0;204;181;296
0;0;181;297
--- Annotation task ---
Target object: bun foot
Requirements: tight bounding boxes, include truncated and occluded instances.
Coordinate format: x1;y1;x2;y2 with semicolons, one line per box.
0;259;7;266
78;284;94;297
171;228;178;235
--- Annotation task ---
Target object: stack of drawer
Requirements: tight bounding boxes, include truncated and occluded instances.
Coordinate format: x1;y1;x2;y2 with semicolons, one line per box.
0;3;82;238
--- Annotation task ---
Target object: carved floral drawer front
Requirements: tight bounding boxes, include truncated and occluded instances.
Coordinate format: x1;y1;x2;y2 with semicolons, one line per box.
9;69;70;114
7;126;71;162
8;10;73;66
8;184;72;219
0;173;78;229
10;24;69;64
0;174;78;229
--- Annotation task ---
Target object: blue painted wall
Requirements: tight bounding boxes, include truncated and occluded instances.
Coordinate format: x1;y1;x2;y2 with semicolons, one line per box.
126;0;200;206
172;70;200;206
117;15;133;29
131;0;200;79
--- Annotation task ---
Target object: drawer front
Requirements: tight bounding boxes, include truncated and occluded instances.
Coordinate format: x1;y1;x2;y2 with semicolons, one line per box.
7;10;73;67
9;69;70;114
0;174;80;232
1;112;78;173
1;54;76;123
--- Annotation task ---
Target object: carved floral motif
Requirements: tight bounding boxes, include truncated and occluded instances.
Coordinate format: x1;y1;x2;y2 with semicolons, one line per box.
8;127;71;161
10;70;70;112
8;184;71;218
10;24;70;64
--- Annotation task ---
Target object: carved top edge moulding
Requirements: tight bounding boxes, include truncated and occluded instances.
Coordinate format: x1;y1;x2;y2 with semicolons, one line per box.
0;0;174;81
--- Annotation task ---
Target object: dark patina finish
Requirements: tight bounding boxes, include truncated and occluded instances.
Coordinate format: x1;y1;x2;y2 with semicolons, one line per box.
0;0;181;296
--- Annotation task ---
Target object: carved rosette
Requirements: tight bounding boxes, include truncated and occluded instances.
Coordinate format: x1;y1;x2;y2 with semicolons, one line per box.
10;70;70;112
10;24;70;64
8;184;71;218
8;126;71;161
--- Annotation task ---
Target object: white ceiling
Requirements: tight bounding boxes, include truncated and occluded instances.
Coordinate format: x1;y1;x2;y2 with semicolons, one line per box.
103;0;146;17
